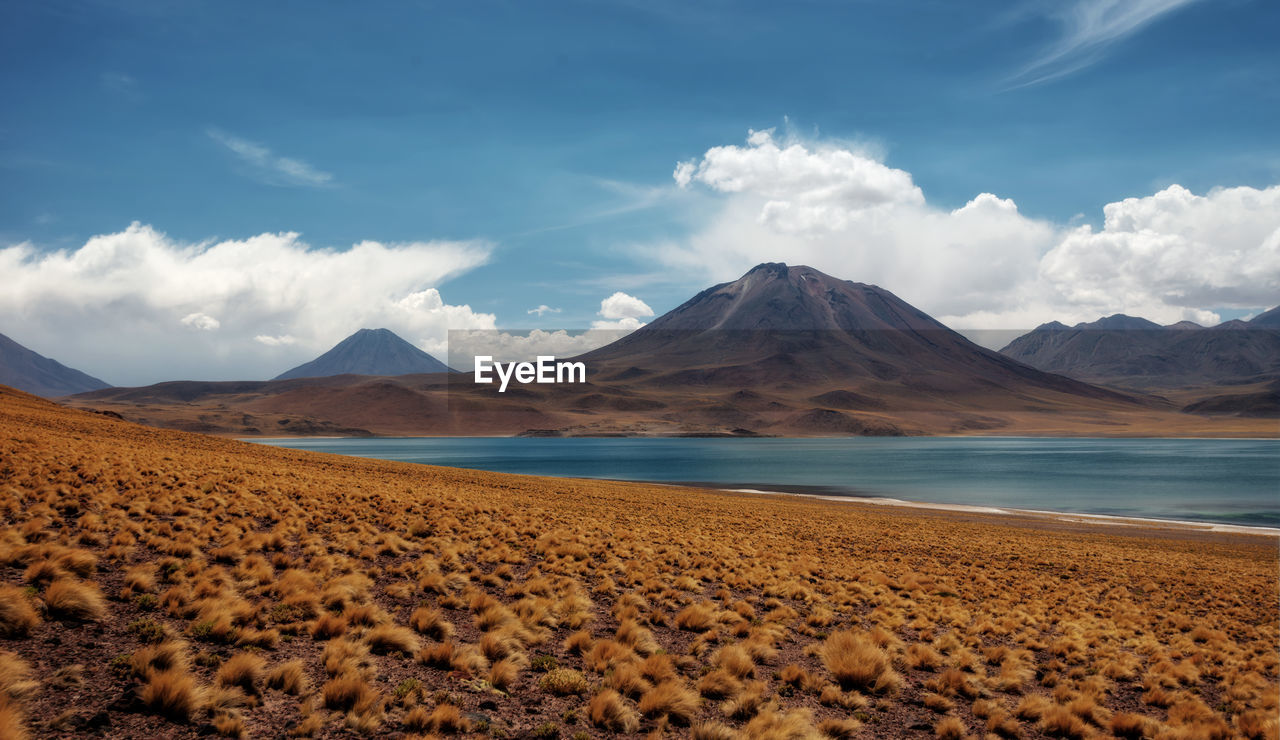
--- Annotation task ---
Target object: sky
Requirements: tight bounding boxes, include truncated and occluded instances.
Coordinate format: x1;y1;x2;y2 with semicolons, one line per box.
2;0;1278;384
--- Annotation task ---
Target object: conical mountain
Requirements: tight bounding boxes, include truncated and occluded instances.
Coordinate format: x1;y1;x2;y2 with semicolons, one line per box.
274;328;452;380
582;262;1125;402
0;332;111;397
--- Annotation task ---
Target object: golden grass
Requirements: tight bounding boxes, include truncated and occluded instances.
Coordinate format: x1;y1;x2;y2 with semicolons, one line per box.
0;386;1277;737
43;577;106;621
0;585;39;637
140;668;205;721
820;629;899;693
589;688;641;733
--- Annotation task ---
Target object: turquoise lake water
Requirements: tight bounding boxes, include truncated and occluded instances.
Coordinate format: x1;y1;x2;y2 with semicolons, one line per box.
250;437;1280;528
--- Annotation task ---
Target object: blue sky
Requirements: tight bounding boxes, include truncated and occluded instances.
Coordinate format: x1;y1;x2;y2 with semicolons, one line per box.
2;0;1278;383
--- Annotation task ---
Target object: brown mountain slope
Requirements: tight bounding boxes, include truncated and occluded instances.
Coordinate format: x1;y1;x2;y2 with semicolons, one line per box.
1000;310;1280;391
63;265;1278;437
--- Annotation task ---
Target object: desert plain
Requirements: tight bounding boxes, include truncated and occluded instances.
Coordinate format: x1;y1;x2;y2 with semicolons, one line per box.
1;385;1276;739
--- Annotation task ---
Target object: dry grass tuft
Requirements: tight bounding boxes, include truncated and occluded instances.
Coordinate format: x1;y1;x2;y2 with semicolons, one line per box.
140;668;205;721
638;679;701;724
589;688;641;733
43;578;106;621
934;714;968;740
216;653;265;695
0;586;39;637
264;660;310;695
820;629;899;694
365;623;420;655
0;695;29;740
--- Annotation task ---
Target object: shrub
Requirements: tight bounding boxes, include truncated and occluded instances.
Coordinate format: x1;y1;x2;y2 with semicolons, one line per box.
540;668;590;696
127;618;167;644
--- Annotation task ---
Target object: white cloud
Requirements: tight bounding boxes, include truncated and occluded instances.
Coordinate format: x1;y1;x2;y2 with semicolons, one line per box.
206;128;334;187
598;292;654;320
674;128;922;235
1037;184;1280;316
0;222;493;384
180;312;220;331
1010;0;1201;88
254;334;297;346
654;129;1280;330
527;305;561;317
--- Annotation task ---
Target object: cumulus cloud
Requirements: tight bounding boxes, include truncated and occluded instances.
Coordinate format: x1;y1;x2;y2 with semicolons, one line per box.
0;223;494;384
598;292;654;320
655;129;1280;331
674;128;922;235
207;128;334;187
527;305;561;317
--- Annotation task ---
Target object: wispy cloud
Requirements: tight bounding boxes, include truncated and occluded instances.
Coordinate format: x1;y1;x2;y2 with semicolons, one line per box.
100;72;143;101
1008;0;1201;89
206;127;334;187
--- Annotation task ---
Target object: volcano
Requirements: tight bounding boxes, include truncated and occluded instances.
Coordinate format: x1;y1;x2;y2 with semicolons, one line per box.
582;262;1130;404
274;328;453;380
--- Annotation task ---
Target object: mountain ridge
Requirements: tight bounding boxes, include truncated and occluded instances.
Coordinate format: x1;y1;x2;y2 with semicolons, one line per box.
999;307;1280;392
0;332;111;397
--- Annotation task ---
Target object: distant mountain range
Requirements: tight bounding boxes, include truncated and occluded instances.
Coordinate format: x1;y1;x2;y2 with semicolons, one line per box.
0;332;111;397
1000;309;1280;390
274;328;452;379
64;263;1270;437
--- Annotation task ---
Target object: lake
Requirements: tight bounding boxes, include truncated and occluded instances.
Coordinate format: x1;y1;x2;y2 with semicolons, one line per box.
249;437;1280;528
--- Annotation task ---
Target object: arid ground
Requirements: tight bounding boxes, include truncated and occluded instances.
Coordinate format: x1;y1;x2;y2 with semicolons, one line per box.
1;385;1276;739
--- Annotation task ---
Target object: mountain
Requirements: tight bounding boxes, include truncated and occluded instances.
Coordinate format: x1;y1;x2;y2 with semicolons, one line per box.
64;265;1275;438
274;328;453;380
999;309;1280;391
0;332;111;397
582;262;1132;404
1251;306;1280;328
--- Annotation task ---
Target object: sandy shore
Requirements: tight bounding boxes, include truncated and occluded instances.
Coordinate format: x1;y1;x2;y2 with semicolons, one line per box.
725;487;1280;538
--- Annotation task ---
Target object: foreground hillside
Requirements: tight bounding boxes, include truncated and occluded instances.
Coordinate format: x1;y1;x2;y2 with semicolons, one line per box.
0;386;1276;739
